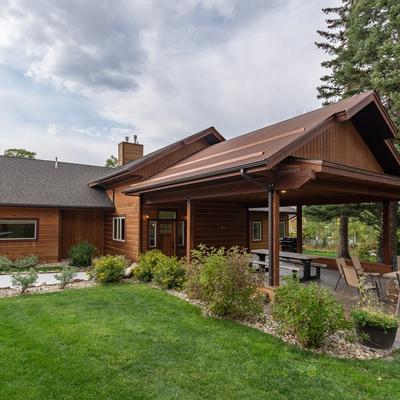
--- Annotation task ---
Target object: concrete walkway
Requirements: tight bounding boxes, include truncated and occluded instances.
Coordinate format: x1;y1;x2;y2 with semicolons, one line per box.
0;272;89;288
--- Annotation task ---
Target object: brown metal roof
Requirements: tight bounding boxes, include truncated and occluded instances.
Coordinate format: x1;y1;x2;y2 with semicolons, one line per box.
125;91;399;193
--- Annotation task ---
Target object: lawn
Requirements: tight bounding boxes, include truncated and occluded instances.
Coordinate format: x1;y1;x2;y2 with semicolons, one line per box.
0;284;399;399
304;249;338;258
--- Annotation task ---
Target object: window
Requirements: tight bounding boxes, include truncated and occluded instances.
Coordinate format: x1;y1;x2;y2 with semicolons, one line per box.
158;210;176;219
177;221;185;246
0;219;37;240
149;220;157;247
280;221;287;238
112;217;125;242
251;221;262;242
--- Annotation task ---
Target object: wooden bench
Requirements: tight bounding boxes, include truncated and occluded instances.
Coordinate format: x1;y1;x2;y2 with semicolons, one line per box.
252;260;269;273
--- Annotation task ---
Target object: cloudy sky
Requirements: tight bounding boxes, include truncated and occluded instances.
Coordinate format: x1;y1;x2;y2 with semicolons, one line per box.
0;0;338;165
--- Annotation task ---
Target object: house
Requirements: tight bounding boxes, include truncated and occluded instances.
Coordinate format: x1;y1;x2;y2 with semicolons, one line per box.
1;90;400;284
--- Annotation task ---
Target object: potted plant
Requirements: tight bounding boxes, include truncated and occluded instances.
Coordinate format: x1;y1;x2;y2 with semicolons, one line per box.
352;308;399;349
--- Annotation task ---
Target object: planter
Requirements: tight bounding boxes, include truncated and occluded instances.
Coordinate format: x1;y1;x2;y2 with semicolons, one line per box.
356;324;398;349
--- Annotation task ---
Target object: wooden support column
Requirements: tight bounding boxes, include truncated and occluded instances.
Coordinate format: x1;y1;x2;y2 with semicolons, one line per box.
186;197;193;260
383;200;392;266
296;205;303;253
268;187;280;287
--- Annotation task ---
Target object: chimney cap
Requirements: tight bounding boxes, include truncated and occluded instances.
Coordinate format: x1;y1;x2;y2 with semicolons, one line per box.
125;136;129;142
133;134;138;144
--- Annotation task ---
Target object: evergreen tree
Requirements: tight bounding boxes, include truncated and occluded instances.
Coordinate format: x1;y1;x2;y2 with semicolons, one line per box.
105;155;118;168
4;148;36;159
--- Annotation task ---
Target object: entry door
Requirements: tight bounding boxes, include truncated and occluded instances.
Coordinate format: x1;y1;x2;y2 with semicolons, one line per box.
158;221;175;256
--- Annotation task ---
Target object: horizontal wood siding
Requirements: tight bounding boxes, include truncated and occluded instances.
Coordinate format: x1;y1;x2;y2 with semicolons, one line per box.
60;210;104;259
104;184;140;262
0;207;60;262
193;202;248;249
292;121;384;173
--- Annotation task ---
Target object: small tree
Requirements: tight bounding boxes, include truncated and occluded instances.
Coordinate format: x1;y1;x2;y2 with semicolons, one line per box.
105;155;118;168
4;148;36;158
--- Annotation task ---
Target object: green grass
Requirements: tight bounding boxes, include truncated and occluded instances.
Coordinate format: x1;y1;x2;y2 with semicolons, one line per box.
0;284;399;400
304;249;338;258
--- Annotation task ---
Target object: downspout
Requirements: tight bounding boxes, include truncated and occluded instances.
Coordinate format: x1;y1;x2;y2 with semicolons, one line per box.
240;168;275;286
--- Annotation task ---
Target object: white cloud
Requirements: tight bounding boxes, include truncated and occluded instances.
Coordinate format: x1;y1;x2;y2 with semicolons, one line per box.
0;0;340;163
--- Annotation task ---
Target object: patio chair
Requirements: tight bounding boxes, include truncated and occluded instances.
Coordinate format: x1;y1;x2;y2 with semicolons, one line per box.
334;257;347;291
341;264;380;299
350;255;382;288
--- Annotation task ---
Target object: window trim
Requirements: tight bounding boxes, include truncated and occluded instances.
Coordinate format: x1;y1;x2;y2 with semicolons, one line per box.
177;220;185;247
251;220;262;242
280;220;287;238
148;220;157;248
112;216;126;242
0;218;38;241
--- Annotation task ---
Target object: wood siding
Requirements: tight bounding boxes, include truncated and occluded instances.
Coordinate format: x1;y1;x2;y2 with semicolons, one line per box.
60;210;104;259
193;202;248;249
0;207;60;262
249;211;289;250
292;121;384;173
104;184;141;261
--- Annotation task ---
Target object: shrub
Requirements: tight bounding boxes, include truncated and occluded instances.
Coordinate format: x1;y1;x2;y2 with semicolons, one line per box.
11;268;38;294
153;256;186;289
14;254;39;270
0;256;13;273
271;276;350;348
68;241;97;268
134;250;166;282
352;308;399;331
54;267;77;289
185;246;264;319
90;255;127;283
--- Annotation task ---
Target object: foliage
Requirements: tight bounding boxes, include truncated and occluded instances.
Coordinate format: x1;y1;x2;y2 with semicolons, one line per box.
4;148;36;158
185;246;264;319
105;155;118;168
11;268;38;294
352;308;398;331
14;254;39;270
134;250;166;282
153;255;186;289
90;255;127;283
54;267;77;289
271;276;350;348
68;241;97;268
0;256;14;273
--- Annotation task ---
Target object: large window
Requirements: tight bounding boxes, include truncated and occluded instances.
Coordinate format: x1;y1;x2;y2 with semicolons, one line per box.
280;221;287;238
177;221;185;247
0;219;37;240
251;221;262;242
112;216;125;242
149;220;157;247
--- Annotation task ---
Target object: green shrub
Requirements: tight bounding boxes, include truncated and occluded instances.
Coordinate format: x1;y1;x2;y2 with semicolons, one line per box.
153;256;186;289
185;246;264;319
11;268;38;294
90;255;127;283
134;250;166;282
68;241;97;268
352;308;399;331
0;256;13;273
271;276;350;348
14;254;39;270
54;267;77;289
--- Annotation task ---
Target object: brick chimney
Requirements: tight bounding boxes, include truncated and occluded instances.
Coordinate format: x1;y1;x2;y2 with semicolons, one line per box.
118;135;144;166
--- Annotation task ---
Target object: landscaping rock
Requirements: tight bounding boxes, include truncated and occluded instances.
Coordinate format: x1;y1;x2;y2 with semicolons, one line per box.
123;264;137;278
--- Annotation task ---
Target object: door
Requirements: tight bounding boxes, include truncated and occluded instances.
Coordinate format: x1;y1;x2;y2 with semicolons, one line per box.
158;221;175;256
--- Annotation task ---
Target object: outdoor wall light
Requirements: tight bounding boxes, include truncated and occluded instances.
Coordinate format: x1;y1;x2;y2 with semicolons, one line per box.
281;190;287;194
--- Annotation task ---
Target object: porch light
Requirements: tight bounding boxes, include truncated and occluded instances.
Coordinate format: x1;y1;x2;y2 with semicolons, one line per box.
144;213;150;219
281;190;287;194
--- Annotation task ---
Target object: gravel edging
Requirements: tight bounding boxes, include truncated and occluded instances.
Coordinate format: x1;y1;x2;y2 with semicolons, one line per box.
166;288;396;360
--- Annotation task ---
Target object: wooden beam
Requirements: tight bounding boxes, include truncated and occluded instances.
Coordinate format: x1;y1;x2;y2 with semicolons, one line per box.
186;197;193;260
269;189;280;287
296;205;303;253
383;200;392;265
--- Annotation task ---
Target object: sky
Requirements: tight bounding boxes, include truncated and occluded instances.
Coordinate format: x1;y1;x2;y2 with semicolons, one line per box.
0;0;339;166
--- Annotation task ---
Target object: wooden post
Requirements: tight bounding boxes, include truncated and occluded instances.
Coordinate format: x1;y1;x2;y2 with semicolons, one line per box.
296;205;303;253
186;197;193;260
268;187;280;287
383;200;392;266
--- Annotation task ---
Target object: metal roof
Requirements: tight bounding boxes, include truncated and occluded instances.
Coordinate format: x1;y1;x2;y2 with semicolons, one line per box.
0;156;114;208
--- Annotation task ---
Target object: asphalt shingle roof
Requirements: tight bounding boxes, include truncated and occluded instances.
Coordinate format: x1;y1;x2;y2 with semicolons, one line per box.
0;156;114;208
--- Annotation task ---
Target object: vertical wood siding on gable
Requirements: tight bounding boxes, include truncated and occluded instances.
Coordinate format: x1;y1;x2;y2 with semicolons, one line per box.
292;121;384;173
0;207;60;262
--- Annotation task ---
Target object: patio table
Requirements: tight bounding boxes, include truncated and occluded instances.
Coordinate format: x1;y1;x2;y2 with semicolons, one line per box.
250;249;322;282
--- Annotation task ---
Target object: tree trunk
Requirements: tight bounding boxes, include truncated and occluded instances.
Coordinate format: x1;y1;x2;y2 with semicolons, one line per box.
390;202;398;270
377;230;384;263
338;214;350;259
